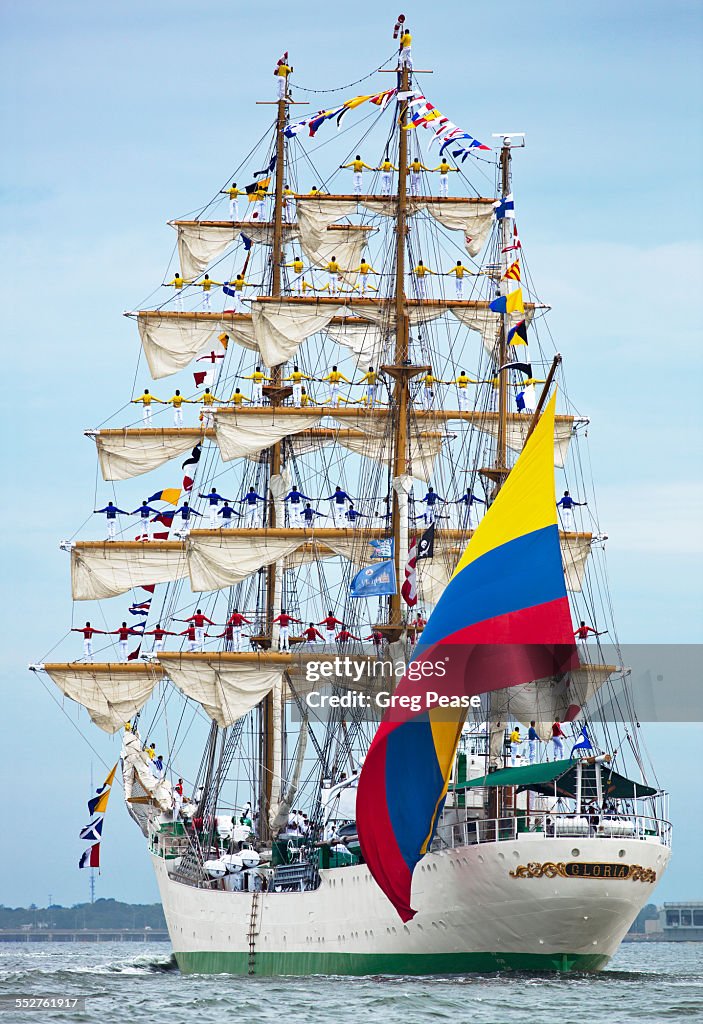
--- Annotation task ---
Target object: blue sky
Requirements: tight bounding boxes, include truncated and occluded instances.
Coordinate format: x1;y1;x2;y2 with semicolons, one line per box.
1;1;702;907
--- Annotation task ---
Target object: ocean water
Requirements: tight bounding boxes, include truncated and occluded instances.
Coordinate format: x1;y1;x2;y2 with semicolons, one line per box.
0;941;700;1024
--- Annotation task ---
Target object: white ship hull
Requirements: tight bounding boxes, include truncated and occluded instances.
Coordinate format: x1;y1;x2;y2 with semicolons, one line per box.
152;834;669;975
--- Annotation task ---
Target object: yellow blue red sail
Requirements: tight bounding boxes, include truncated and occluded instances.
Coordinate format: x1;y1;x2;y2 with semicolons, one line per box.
356;394;578;921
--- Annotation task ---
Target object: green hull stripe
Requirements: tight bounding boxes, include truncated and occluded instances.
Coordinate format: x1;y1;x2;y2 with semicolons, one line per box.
175;949;610;976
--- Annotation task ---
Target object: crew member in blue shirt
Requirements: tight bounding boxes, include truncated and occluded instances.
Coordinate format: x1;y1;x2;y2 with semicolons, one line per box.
323;485;354;527
284;485;313;526
94;501;130;541
556;490;587;531
198;487;235;529
240;487;267;527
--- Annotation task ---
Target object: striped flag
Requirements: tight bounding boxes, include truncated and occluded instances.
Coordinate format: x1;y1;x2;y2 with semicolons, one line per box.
78;844;100;869
502;260;521;282
129;600;151;617
79;817;104;842
401;540;418;607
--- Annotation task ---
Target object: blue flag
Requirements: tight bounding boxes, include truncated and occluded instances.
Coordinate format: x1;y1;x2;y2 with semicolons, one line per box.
571;726;593;757
79;817;104;842
240;233;253;251
493;193;515;219
223;284;237;298
368;538;394;559
350;560;397;598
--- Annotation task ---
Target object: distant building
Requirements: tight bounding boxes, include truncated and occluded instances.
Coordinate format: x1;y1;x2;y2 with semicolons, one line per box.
643;902;703;941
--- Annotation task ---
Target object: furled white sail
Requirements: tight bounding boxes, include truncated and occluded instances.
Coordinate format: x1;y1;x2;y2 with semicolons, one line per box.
295;197;356;257
43;664;164;734
335;433;443;482
137;314;222;379
270;717;309;831
186;535;305;592
324;319;389;366
93;429;202;482
251;300;344;367
561;533;592;593
71;543;188;601
214;410;323;462
159;655;285;728
122;730;174;814
421;200;495;257
356;302;445;330
174;221;299;280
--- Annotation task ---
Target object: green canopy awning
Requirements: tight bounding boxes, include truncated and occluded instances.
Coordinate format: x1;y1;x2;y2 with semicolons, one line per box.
451;759;658;799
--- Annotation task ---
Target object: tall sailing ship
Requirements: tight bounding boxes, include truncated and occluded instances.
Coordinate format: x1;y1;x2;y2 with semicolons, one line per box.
32;31;671;974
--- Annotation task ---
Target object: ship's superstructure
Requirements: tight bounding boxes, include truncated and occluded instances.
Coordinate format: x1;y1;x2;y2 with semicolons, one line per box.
31;33;670;975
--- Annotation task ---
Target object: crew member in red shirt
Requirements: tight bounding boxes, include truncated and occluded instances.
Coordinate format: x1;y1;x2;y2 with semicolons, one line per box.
551;718;566;760
364;629;384;653
318;610;343;645
108;622;141;662
301;623;324;645
272;609;301;651
143;624;177;654
177;609;215;648
72;622;105;661
573;621;603;642
336;626;362;645
225;609;253;651
179;623;199;653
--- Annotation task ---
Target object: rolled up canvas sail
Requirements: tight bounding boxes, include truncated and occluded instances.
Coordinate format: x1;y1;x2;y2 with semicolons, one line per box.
186;534;305;592
71;542;188;601
214;410;323;462
159;655;285;728
251;300;344;367
43;663;165;734
324;319;389;367
93;429;203;481
449;305;535;357
174;221;299;279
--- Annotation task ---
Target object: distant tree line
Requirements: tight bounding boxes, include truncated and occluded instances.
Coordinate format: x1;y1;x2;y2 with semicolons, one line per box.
0;899;166;930
628;903;659;933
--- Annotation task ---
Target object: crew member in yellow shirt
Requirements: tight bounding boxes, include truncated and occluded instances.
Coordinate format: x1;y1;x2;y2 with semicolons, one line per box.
163;272;190;311
399;28;413;70
322;365;352;408
432;159;459;197
194;274;223;310
408;157;429;196
225;273;251;312
282;183;296;224
350;257;378;296
446;260;470;299
220;183;243;220
325;256;342;295
248;182;269;221
229;388;251;407
165;389;192;427
340;155;374;196
509;726;522;766
193;387;220;428
132;389;164;427
357;366;381;408
412;260;436;299
375;158;398;196
418;370;444;411
275;61;292;100
242;366;271;406
452;370;479;412
284;365;313;407
284;255;305;296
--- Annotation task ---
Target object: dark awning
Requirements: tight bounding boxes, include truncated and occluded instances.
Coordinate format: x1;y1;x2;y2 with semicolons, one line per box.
451;758;658;799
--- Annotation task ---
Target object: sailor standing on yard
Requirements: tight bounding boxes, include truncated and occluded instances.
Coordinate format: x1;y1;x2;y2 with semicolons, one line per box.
217;501;241;528
283;366;313;407
165;390;189;427
357;366;381;407
556;490;587;531
226;610;253;652
242;366;270;406
322;365;352;407
340;155;374;196
239;487;267;527
131;500;161;540
163;272;190;311
455;489;485;530
177;610;215;650
220;183;243;220
412;260;436;299
72;623;105;661
432;158;459;197
349;257;378;296
408;157;429;197
143;624;177;654
109;622;141;663
324;485;353;527
446;260;469;299
284;255;305;295
301;623;325;645
194;274;223;310
318;612;343;646
375;157;397;196
179;623;199;653
452;370;477;412
193;387;219;428
324;256;343;295
284;485;313;526
272;609;301;652
419;486;445;524
198;487;235;529
132;389;164;426
94;501;129;541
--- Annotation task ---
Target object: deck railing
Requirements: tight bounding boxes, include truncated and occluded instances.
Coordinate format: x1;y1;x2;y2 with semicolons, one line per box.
432;812;672;852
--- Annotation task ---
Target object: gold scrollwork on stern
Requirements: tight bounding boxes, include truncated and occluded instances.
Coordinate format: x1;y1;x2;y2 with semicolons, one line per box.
509;861;656;883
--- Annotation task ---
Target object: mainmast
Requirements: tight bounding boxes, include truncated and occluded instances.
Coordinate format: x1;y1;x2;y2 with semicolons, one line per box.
495;140;512;482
